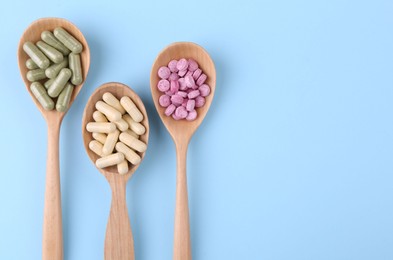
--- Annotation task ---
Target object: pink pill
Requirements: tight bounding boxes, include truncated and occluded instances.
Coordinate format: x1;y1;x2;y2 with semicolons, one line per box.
159;94;171;107
178;69;187;77
171;94;184;106
165;104;176;116
168;60;178;72
193;69;202;80
196;73;207;86
188;90;200;99
182;98;188;107
185;71;193;77
177;91;188;98
172;113;181;120
198;84;211;97
158;66;171;79
195;96;205;107
157;79;170;92
188;59;198;72
186;99;195;111
169;72;179;81
175;106;188;119
185;75;195;88
186;110;197;121
176;58;188;71
170;80;179;93
178;78;187;90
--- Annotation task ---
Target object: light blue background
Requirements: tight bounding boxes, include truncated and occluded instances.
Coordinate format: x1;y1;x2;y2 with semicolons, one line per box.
0;0;392;259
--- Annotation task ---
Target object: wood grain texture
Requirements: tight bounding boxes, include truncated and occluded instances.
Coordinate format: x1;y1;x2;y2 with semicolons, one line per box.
150;42;216;260
82;82;150;260
17;18;90;260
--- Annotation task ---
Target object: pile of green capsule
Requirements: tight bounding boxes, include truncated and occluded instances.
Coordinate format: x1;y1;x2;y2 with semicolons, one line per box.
23;27;83;112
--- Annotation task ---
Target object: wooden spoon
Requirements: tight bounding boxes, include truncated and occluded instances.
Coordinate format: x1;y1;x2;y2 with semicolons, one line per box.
82;82;149;260
17;18;90;260
150;42;216;260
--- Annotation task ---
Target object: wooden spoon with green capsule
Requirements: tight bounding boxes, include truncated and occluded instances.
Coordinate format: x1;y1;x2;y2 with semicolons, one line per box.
17;18;90;260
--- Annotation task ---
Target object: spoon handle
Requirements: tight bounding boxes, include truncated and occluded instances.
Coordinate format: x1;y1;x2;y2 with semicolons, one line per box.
42;123;63;260
105;176;134;260
174;141;192;260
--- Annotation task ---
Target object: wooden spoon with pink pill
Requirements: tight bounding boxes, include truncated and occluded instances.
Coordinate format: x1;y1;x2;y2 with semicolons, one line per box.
17;18;90;260
82;82;149;260
150;42;216;260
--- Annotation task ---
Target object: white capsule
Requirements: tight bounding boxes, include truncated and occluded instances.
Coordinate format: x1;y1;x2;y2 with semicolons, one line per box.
102;130;120;156
115;142;141;165
117;160;129;175
114;118;129;131
89;140;103;157
92;132;107;144
93;110;108;122
103;92;126;114
86;122;116;133
96;152;125;169
119;132;147;153
120;96;143;123
96;101;122;122
123;114;145;135
124;129;139;139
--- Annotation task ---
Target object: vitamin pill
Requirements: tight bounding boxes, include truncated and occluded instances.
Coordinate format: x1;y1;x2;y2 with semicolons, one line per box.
86;122;116;133
117;160;129;175
56;82;74;112
175;106;188;119
178;69;187;77
178;78;187;90
192;69;202;80
93;132;107;144
41;31;70;55
177;91;188;98
188;90;200;99
186;99;195;111
171;94;183;106
68;53;83;85
89;140;103;156
124;129;139;139
196;73;207;86
23;41;50;69
195;96;205;107
158;66;171;79
188;59;198;71
48;68;72;98
103;92;125;114
176;58;188;71
185;75;195;88
120;96;143;123
169;73;179;81
186;110;197;121
113;119;129;131
115;142;141;165
93;111;108;122
44;78;54;89
170;80;179;93
157;79;170;92
30;82;54;110
54;27;83;53
159;94;171;107
96;152;125;169
45;59;68;79
119;132;147;153
199;84;211;97
102;129;120;156
26;59;38;69
123;114;146;135
36;41;64;64
96;101;122;122
27;69;46;82
168;60;178;72
165;104;176;116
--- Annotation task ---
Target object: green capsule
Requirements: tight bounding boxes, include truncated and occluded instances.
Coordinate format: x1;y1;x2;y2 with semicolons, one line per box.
54;27;83;54
26;69;46;82
48;68;72;98
68;53;83;85
26;59;38;69
44;78;55;90
56;82;74;112
23;41;50;69
45;59;68;79
30;82;54;110
41;31;70;55
36;41;64;64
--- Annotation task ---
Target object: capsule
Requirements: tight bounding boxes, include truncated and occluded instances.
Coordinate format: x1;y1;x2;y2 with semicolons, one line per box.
115;142;141;165
26;59;38;69
44;78;55;90
26;69;46;82
45;59;68;79
96;152;125;169
23;41;50;69
56;83;74;112
92;132;107;144
114;118;128;131
30;82;54;110
102;130;120;156
89;140;103;157
123;114;145;135
120;96;143;123
41;31;70;55
36;41;64;64
103;92;125;114
93;111;108;122
119;132;147;153
48;68;72;98
54;27;83;54
68;53;83;85
86;122;116;133
117;160;129;175
96;101;122;122
125;129;139;139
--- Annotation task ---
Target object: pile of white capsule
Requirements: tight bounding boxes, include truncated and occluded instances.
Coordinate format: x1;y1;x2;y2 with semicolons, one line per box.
23;27;83;112
86;92;147;174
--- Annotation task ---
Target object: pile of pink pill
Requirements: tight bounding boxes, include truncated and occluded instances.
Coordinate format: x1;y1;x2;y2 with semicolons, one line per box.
157;58;211;121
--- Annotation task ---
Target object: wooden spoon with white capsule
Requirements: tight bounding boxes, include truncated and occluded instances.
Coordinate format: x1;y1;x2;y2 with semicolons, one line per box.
82;82;149;260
